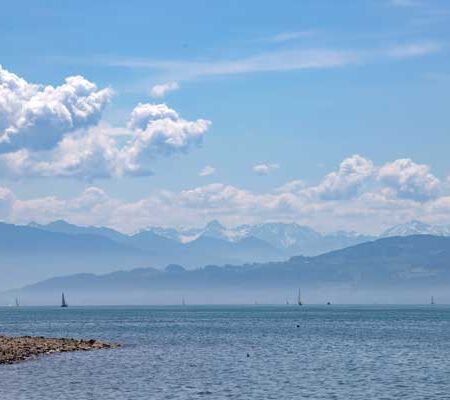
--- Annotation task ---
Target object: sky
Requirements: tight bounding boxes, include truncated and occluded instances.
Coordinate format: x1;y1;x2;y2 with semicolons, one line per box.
0;0;450;234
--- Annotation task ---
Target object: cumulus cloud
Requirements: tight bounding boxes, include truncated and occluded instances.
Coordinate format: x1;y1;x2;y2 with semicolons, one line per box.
377;158;440;201
0;124;129;180
275;180;306;194
310;155;374;200
126;103;210;158
0;155;448;233
150;82;179;98
0;66;211;180
199;165;216;177
0;66;112;153
253;163;279;175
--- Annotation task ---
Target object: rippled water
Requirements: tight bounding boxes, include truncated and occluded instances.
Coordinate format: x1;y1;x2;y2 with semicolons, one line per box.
1;305;450;399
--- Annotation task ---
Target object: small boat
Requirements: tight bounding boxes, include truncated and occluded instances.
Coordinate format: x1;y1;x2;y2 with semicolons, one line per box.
61;292;68;308
15;297;20;307
297;288;303;306
431;296;435;305
327;302;331;305
286;299;289;305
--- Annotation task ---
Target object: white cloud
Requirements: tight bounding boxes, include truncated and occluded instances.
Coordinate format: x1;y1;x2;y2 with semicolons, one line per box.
199;165;216;177
0;67;211;180
0;155;448;233
275;180;306;194
103;48;359;80
253;163;279;175
0;105;211;180
150;82;179;98
310;155;374;200
268;31;314;43
377;158;440;201
125;103;211;159
97;40;440;82
128;103;179;130
387;42;441;58
0;66;113;152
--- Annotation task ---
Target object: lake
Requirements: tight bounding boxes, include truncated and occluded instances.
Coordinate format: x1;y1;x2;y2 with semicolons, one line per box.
1;305;449;399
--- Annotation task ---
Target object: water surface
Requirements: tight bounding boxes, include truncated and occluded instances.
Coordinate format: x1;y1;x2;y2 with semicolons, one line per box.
1;305;449;399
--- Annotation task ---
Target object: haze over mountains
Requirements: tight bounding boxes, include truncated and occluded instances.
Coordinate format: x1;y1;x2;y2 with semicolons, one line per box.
144;220;375;256
0;221;283;291
8;235;450;305
1;218;450;294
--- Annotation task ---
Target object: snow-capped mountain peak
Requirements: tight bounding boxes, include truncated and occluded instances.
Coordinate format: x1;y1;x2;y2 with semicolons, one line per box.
140;221;375;256
381;220;450;237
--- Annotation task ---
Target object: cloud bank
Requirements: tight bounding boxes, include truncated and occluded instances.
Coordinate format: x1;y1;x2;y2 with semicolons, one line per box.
1;155;448;234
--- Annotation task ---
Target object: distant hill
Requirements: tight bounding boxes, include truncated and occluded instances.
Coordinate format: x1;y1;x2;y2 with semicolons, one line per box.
10;235;450;305
29;220;129;243
0;221;285;290
0;222;147;291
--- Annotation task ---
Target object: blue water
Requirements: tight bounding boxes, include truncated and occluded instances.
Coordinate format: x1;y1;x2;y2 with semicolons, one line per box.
1;305;450;399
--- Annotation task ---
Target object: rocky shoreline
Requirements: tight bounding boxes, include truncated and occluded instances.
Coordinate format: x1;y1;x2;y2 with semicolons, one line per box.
0;335;119;364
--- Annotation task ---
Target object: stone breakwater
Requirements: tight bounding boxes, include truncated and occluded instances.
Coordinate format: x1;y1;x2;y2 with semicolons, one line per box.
0;335;119;364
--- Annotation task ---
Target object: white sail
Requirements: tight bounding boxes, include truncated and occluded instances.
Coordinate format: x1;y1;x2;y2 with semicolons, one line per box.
61;292;68;308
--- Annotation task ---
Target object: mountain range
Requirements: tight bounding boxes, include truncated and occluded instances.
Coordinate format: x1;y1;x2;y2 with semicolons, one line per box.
2;218;450;293
7;234;450;305
32;219;450;256
143;220;376;255
144;219;450;251
0;221;283;290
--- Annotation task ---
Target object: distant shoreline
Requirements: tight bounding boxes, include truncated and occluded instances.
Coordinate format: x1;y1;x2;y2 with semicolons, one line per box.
0;335;119;364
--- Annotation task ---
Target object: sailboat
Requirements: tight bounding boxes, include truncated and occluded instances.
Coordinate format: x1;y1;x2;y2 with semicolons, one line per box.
431;296;435;305
15;297;20;307
297;288;303;306
61;292;68;308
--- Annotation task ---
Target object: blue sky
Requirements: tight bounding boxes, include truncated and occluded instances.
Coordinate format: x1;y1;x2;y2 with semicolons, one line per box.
0;0;450;233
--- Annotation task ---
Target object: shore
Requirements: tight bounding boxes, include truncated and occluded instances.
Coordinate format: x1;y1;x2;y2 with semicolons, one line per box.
0;335;119;364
